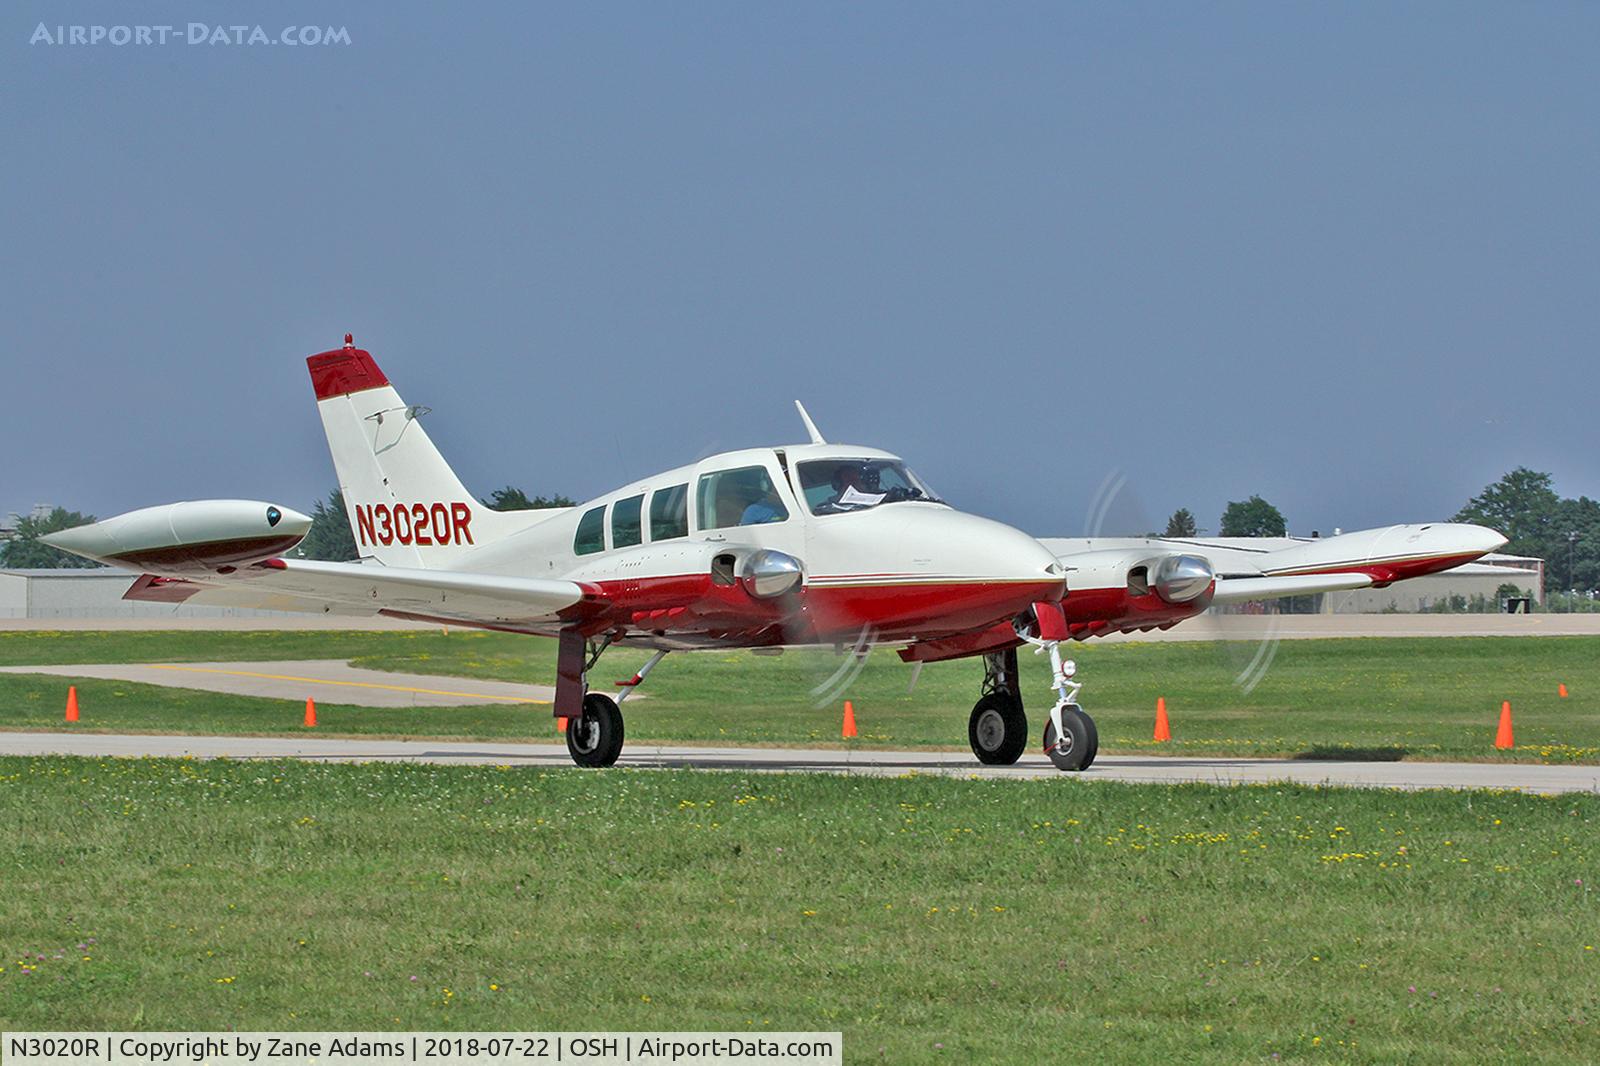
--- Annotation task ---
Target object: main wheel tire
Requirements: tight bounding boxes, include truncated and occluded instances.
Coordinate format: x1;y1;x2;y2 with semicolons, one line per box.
1043;705;1097;772
566;692;624;768
969;692;1028;766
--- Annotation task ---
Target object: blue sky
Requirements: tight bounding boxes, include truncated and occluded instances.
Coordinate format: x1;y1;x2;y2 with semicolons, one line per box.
5;3;1596;536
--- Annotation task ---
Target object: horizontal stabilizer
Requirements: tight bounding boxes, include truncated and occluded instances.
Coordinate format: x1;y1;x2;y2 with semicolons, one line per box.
136;557;606;629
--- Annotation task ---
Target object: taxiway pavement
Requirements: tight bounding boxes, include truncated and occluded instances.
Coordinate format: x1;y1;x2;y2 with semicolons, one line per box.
0;660;553;706
2;731;1595;793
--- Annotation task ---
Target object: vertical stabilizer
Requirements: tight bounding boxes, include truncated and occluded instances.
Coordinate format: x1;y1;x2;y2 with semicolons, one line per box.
306;336;551;568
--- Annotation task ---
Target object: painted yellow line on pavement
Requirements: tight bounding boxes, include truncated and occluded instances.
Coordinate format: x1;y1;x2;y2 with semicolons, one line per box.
146;664;550;704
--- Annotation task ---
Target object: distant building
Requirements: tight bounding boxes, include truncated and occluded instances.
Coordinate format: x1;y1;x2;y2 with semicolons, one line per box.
1203;539;1544;615
1318;552;1542;614
1471;552;1545;598
0;568;295;620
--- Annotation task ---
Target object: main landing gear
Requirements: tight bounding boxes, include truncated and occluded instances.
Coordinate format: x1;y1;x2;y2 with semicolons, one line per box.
965;642;1098;772
556;632;666;768
567;692;624;768
968;651;1029;765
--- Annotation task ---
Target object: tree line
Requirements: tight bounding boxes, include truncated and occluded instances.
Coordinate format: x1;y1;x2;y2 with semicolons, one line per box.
1159;496;1287;539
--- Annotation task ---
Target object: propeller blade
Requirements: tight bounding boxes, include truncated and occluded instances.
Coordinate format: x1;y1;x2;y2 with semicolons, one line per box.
907;660;925;695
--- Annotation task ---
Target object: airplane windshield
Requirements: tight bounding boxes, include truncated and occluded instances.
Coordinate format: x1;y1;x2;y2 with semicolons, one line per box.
796;459;944;515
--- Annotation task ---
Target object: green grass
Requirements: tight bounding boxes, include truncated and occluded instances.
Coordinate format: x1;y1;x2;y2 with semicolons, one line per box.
0;630;1597;762
1;758;1596;1062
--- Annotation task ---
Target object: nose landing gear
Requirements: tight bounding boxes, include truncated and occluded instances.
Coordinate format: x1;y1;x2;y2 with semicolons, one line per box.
1042;703;1098;772
1020;632;1098;772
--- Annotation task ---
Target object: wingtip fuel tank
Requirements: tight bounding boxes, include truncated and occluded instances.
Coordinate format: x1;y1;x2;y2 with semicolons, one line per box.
41;500;313;575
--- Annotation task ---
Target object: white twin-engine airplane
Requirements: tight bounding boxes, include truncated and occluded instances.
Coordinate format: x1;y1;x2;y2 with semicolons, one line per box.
46;337;1507;771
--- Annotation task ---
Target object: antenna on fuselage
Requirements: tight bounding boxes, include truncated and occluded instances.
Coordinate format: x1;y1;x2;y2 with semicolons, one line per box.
794;401;827;445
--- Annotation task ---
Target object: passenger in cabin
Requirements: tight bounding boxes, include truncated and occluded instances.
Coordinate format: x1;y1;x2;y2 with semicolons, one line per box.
740;484;786;525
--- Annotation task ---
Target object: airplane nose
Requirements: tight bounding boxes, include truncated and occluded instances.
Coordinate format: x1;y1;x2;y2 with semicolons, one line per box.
971;519;1065;587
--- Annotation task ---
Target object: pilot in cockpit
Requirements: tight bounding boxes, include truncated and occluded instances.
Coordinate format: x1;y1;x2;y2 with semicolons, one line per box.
821;462;888;512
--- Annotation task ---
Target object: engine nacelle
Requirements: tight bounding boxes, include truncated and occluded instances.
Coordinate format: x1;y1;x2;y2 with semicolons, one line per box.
1057;548;1216;636
40;500;313;576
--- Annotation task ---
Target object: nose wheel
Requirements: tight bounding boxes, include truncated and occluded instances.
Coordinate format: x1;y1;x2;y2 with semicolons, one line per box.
1012;623;1100;774
1043;704;1098;771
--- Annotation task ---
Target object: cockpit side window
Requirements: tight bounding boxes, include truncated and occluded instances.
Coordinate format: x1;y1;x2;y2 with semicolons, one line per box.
574;505;605;555
696;466;790;530
650;483;689;541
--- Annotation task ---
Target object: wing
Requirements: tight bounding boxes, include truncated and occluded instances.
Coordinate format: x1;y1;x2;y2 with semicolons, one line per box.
128;558;606;632
1044;521;1506;610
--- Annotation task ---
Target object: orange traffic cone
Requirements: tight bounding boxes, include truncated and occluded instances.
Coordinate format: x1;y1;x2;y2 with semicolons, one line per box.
1559;683;1569;698
1494;700;1514;750
557;716;568;734
1153;696;1171;742
64;686;79;723
303;697;317;729
842;701;859;739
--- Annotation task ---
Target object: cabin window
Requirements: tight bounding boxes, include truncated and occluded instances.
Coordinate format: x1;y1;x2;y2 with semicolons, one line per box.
650;483;689;541
612;494;644;548
574;505;605;555
697;466;790;531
